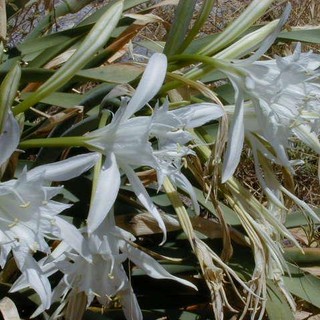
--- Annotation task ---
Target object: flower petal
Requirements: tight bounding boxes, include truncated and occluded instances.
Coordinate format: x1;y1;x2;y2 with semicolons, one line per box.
87;152;120;234
171;103;225;128
120;286;143;320
120;53;167;122
172;173;200;214
10;251;52;317
292;124;320;154
27;152;99;182
55;217;92;261
122;164;167;243
222;79;245;183
123;243;197;290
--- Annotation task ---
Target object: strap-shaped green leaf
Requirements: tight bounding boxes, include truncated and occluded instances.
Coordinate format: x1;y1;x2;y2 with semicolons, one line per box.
14;1;124;115
198;0;274;56
0;64;20;130
284;263;320;309
266;281;295;320
163;0;197;56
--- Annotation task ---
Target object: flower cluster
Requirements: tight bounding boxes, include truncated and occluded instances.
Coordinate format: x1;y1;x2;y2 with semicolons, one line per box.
221;44;320;194
1;53;223;319
83;53;224;240
3;32;319;320
217;42;320;316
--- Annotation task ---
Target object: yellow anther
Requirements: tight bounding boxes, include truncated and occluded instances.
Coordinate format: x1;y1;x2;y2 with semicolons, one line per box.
19;201;31;208
8;218;19;228
108;273;114;279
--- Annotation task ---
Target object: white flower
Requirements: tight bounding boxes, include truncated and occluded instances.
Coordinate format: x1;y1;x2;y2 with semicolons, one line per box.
50;213;197;320
84;53;226;238
2;153;99;313
222;44;320;183
151;100;225;213
84;53;167;236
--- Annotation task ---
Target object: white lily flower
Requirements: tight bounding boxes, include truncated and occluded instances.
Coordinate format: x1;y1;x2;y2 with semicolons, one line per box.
84;53;225;238
1;153;99;314
51;213;197;320
151;100;225;213
84;53;167;235
222;44;320;182
0;111;20;167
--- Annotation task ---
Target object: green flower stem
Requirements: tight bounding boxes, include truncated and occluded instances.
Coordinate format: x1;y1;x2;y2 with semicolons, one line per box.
163;54;242;93
19;136;88;149
166;71;212;99
165;16;281;93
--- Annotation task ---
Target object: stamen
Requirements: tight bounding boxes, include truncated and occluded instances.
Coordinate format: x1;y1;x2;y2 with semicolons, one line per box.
11;189;30;208
19;201;31;208
8;218;19;228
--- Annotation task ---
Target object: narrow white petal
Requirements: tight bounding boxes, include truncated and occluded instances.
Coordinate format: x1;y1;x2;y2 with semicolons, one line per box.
122;164;167;243
120;53;167;121
120;287;143;320
124;243;197;290
55;217;92;261
27;152;99;182
250;141;286;209
222;80;244;183
173;173;200;214
281;186;320;223
172;103;225;128
87;152;120;234
10;253;52;315
0;112;20;166
292;124;320;154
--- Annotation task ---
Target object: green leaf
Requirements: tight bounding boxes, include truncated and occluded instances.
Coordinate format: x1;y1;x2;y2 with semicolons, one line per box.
278;28;320;44
77;63;143;84
17;29;87;56
178;0;215;54
197;0;274;56
0;63;20;128
14;1;124;115
284;248;320;265
21;92;83;108
193;187;241;225
285;208;320;228
24;0;94;40
163;0;197;56
27;36;81;68
77;0;149;27
266;280;295;320
284;263;320;308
